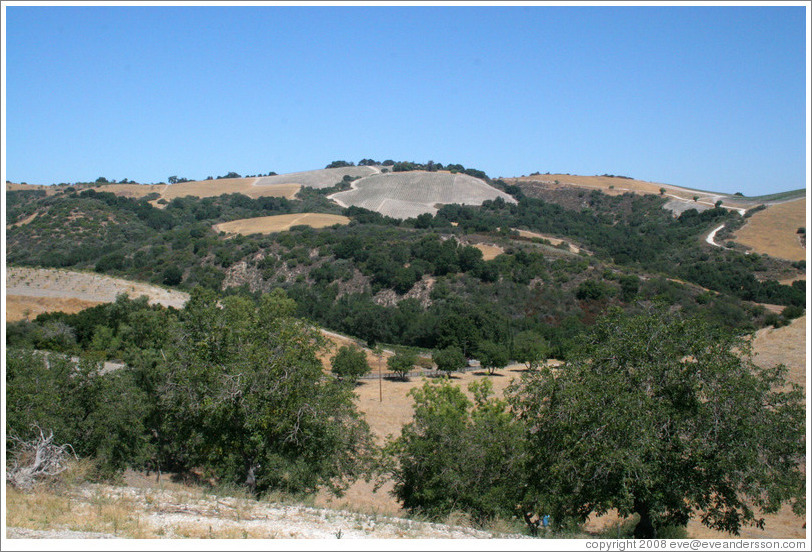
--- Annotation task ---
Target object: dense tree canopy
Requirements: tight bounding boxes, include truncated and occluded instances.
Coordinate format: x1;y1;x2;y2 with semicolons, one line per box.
508;307;806;537
155;288;374;494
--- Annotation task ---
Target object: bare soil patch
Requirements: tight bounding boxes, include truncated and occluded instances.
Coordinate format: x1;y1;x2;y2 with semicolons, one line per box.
512;228;584;253
6;212;40;228
732;198;806;261
214;213;350;235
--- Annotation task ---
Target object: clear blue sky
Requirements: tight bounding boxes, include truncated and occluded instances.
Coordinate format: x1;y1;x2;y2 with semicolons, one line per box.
4;4;808;196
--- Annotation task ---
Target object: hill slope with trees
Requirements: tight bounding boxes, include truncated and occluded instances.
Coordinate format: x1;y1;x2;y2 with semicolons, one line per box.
5;161;806;538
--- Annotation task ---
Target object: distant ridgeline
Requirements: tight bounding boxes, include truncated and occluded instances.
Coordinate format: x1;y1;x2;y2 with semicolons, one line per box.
6;162;804;359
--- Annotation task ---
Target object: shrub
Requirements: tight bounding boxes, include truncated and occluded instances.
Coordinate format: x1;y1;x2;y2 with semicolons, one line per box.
389;379;525;524
331;345;371;382
387;350;417;380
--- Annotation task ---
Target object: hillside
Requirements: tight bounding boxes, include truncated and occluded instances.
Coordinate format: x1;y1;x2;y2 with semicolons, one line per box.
7;171;805;358
731;197;806;261
5;163;807;541
330;170;516;218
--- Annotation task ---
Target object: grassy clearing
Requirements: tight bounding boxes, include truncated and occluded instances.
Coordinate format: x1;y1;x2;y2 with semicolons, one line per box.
6;484;153;538
6;267;190;310
214;213;350;235
159;179;299;202
473;243;504;260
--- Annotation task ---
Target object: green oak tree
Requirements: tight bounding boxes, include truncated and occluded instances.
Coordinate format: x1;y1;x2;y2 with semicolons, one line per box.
477;340;510;375
388;379;526;523
432;346;466;375
509;307;805;538
156;287;373;495
331;344;371;383
512;331;550;370
387;350;418;381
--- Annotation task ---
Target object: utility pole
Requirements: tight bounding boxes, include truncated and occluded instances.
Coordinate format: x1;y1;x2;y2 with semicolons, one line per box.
378;349;383;402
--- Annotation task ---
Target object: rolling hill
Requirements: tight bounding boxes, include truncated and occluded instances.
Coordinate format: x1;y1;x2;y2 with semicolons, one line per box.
330;170;517;219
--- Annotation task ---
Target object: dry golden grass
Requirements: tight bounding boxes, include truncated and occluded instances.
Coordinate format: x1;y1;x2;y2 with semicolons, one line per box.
5;182;57;194
751;315;806;390
159;179;299;201
314;366;528;517
6;295;105;322
85;179;301;208
473;243;504;261
353;366;525;444
582;505;805;539
510;174;675;197
87;183;161;198
732;198;807;261
5;484;153;538
214;213;350;235
314;478;402;517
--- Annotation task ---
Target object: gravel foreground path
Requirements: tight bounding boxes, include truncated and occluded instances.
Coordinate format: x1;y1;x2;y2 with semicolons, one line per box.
6;482;526;540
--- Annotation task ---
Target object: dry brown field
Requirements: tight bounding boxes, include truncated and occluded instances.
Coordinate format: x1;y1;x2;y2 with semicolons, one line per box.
85;183;162;198
315;364;528;516
473;243;504;260
5;182;57;194
507;174;683;198
214;213;350;235
732;198;807;261
6;295;104;322
85;179;301;207
751;315;806;390
159;179;299;201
